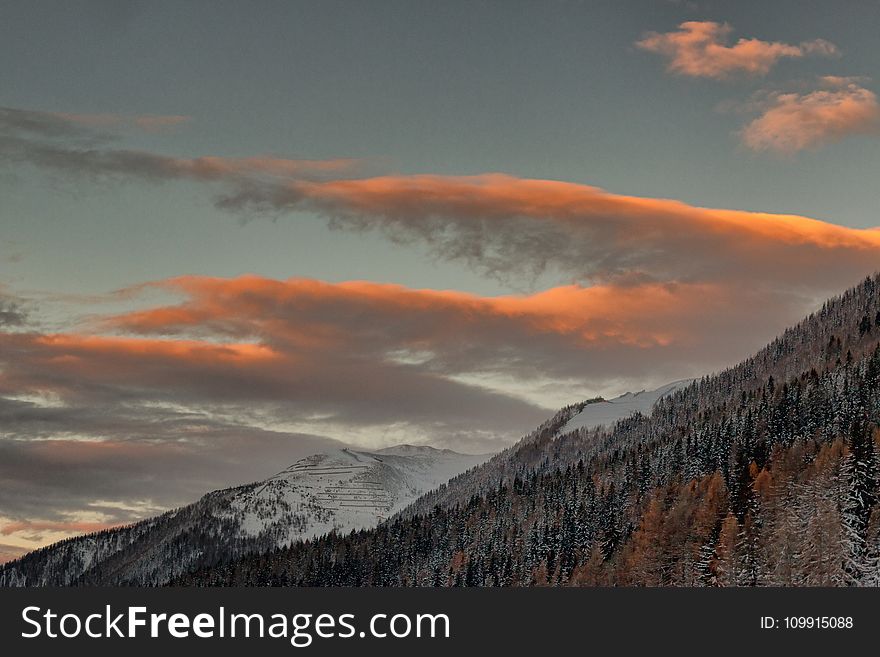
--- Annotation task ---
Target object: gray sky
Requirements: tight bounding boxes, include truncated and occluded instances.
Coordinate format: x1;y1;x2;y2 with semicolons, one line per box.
1;0;880;554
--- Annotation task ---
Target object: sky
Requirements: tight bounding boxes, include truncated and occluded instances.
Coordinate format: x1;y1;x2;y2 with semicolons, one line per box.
2;0;880;556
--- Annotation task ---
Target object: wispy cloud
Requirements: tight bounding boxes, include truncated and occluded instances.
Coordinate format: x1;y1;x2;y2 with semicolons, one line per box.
53;111;191;133
0;106;362;185
636;21;837;79
741;77;880;153
0;106;189;137
209;173;880;294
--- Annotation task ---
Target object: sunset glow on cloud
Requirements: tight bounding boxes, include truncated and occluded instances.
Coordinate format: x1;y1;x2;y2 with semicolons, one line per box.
7;106;880;285
741;78;880;153
271;174;880;285
637;21;837;79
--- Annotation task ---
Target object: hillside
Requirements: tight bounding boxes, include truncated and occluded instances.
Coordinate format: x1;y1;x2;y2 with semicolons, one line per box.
177;275;880;586
401;381;690;520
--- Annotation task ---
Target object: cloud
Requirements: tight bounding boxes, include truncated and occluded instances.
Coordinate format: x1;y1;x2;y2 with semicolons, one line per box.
741;78;880;153
102;275;804;378
0;275;816;475
636;21;837;79
0;106;360;185
216;173;880;292
0;106;100;140
9;104;880;289
0;274;829;451
0;328;550;445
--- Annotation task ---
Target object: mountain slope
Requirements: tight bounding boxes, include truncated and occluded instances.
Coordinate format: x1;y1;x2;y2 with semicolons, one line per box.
177;275;880;587
560;380;692;433
0;446;486;586
400;380;691;520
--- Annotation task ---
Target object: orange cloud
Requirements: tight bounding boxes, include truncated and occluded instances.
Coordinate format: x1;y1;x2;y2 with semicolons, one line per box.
9;103;879;288
33;334;278;366
106;276;716;352
0;269;860;505
0;333;281;404
91;274;806;390
229;173;880;291
636;21;837;79
1;276;799;427
741;78;880;153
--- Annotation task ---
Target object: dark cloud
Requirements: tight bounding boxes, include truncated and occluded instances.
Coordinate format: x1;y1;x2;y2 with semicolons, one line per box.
0;406;345;528
0;106;97;140
0;328;548;447
0;290;27;327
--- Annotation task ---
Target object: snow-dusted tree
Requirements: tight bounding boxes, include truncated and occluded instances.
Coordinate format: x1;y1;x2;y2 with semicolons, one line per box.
841;420;880;585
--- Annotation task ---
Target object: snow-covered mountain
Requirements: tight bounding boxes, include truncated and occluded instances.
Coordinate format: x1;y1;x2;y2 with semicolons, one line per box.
0;445;487;586
559;380;693;433
229;446;489;542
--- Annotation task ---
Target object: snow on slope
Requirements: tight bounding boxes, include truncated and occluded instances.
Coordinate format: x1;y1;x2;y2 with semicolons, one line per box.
560;380;693;434
225;446;488;544
400;382;694;520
